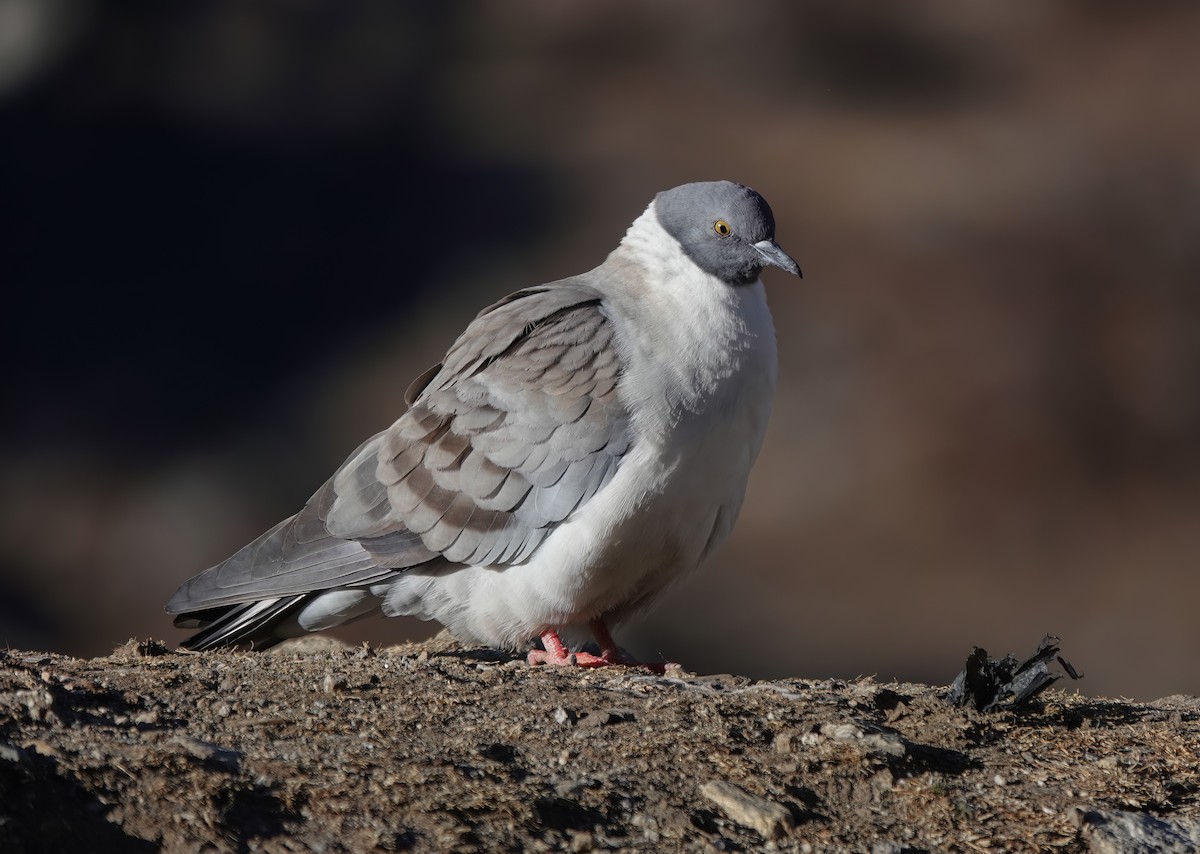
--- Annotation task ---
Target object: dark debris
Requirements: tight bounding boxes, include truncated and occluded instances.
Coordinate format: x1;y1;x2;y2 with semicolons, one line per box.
946;634;1083;712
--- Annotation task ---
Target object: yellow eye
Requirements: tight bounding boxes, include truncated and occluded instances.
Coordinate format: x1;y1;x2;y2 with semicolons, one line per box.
714;219;732;237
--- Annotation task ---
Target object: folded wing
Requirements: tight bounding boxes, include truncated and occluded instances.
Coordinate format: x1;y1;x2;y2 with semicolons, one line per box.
166;282;632;616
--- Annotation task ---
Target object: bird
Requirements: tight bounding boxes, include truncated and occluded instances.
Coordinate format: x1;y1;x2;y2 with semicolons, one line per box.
166;180;801;668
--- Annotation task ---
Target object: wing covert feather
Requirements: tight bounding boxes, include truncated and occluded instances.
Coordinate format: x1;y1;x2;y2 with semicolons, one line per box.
367;282;632;567
168;282;633;614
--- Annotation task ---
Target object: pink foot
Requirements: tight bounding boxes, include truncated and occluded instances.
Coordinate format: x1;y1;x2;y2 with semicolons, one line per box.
525;622;677;673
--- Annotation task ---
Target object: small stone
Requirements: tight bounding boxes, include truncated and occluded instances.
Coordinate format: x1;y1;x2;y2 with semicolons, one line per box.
575;709;635;730
700;780;793;840
773;733;794;754
172;736;240;769
174;736;217;760
1073;808;1200;853
821;723;864;741
554;777;598;797
0;742;23;763
25;740;61;759
860;733;906;757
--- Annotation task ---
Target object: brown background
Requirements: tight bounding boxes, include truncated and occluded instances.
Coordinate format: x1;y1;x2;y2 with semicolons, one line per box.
3;1;1197;699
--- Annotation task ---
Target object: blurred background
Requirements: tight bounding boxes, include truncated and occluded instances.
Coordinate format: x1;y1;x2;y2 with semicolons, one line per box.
3;1;1198;699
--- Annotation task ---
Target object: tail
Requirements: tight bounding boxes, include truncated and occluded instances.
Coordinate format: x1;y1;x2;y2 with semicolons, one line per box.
173;595;310;651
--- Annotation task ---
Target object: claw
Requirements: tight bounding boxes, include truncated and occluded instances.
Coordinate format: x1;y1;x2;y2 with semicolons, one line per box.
526;623;676;673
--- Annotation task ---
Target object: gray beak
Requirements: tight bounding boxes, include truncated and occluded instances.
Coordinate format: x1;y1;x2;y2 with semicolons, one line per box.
753;239;802;278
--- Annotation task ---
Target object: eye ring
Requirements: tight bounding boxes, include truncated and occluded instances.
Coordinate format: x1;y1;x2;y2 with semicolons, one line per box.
713;219;732;237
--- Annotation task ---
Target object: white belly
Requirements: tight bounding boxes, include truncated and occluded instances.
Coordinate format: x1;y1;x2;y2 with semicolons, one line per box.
379;387;772;647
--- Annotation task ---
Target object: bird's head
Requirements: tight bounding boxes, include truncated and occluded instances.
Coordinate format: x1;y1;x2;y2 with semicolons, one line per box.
654;181;801;286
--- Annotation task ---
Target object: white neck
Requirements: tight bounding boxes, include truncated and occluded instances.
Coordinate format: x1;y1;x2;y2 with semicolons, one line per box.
597;203;778;433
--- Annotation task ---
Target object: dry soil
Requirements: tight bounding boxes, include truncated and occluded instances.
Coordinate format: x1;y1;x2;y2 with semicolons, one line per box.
2;634;1198;852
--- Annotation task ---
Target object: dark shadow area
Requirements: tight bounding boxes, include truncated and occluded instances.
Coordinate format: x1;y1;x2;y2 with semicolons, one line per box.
898;742;978;777
1034;699;1155;731
529;796;607;834
0;747;158;854
429;645;520;664
215;781;306;853
478;741;529;783
2;106;552;463
782;783;831;826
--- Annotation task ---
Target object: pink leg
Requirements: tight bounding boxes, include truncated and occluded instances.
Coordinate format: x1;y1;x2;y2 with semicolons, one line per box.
525;621;675;672
588;619;623;660
526;629;616;667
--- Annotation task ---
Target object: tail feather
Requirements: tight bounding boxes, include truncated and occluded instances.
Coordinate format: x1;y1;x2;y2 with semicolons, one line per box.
175;595;309;651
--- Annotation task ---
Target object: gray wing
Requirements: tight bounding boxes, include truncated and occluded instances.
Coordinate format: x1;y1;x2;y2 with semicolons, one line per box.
167;281;631;614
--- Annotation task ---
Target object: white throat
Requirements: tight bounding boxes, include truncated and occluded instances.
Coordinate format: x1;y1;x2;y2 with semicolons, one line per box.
599;204;778;428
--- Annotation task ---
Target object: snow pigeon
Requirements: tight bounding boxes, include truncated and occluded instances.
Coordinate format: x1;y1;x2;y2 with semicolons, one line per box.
167;180;801;667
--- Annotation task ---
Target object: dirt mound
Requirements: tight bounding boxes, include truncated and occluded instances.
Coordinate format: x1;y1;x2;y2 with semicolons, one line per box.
2;635;1197;852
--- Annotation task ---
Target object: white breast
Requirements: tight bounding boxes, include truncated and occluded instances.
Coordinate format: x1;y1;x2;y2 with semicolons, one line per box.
381;207;778;649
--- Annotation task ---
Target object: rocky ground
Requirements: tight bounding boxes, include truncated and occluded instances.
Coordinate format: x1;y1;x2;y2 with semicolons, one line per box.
1;634;1198;853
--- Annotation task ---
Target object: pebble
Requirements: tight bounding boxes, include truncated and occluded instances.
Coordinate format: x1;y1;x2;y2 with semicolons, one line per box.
821;723;863;741
860;733;906;757
1074;807;1200;853
700;780;793;840
172;736;240;769
817;722;906;757
0;741;24;763
575;709;635;730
